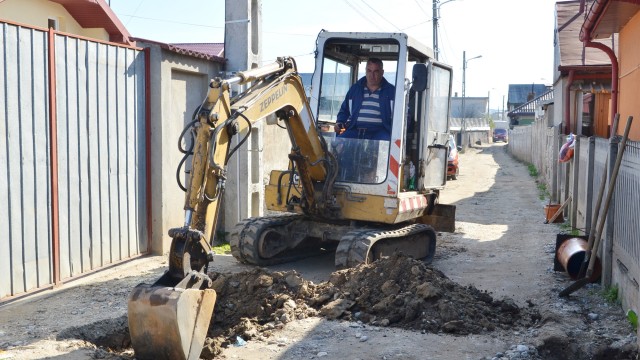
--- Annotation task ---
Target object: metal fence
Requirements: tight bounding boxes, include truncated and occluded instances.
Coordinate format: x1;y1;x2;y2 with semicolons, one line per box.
0;22;147;300
507;114;639;313
0;24;52;298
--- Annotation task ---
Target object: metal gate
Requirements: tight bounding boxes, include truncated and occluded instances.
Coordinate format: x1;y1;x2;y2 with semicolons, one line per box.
0;21;148;300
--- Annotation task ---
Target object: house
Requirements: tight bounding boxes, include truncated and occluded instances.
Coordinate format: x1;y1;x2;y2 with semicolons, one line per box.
582;0;640;140
508;1;640;344
0;0;132;45
451;97;488;119
507;88;554;127
579;0;640;340
553;0;615;138
507;84;549;110
506;83;550;126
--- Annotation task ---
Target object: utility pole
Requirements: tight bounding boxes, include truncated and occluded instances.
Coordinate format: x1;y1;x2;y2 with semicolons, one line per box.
461;50;482;151
432;0;456;61
432;0;438;60
461;51;466;149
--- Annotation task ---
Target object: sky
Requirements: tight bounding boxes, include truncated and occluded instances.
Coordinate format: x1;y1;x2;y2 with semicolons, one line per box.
109;0;559;111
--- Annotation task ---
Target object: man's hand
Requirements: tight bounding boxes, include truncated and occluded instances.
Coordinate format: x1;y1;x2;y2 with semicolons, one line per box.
334;122;347;135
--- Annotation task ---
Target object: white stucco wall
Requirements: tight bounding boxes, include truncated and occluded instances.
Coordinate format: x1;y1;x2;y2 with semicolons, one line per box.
0;0;109;41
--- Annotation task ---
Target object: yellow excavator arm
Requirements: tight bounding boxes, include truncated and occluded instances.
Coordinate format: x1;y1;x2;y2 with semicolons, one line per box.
188;57;331;243
128;57;336;360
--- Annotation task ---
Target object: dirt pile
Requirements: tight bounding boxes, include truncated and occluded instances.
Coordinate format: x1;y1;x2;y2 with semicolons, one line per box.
200;253;539;358
51;254;540;359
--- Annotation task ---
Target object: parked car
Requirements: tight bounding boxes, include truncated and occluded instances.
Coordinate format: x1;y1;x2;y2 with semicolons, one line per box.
447;134;460;180
493;128;508;143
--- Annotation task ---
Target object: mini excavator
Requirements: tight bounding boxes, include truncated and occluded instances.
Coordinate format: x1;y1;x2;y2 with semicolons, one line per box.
128;31;455;360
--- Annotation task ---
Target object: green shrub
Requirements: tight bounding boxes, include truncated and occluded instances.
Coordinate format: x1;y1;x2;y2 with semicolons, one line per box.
212;242;231;255
602;285;619;304
627;310;638;332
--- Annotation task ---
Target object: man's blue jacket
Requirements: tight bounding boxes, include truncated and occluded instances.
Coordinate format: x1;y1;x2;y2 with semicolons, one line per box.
336;76;395;140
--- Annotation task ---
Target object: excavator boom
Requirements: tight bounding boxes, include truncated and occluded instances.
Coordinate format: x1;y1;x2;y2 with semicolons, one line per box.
128;57;333;359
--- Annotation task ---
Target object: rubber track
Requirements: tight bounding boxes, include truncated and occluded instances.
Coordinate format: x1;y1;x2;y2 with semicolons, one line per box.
229;214;304;266
334;223;436;269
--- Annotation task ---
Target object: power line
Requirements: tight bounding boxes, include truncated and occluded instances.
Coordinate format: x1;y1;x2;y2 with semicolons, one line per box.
401;19;432;31
118;14;316;37
262;51;315;66
359;1;403;32
120;14;224;29
413;0;430;18
125;0;146;27
343;0;385;31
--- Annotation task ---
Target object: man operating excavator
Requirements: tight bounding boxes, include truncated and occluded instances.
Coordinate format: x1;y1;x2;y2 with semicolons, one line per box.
334;57;396;141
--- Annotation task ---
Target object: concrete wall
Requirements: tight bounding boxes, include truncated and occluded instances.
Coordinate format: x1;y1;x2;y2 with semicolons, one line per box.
141;41;224;254
0;0;109;41
142;42;292;253
222;0;292;234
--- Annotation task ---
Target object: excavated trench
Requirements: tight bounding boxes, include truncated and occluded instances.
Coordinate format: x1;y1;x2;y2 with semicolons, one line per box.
58;254;536;358
57;254;637;360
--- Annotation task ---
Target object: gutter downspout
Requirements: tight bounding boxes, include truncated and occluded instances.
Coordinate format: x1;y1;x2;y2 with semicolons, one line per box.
580;0;619;136
581;40;618;136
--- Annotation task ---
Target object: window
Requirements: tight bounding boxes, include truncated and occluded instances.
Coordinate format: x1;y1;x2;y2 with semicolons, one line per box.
48;18;58;30
318;58;352;122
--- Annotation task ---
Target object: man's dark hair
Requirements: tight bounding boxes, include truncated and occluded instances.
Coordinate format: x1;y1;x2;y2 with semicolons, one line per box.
367;57;384;69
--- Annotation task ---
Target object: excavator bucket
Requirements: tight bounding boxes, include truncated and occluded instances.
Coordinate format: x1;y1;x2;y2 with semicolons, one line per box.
128;284;216;360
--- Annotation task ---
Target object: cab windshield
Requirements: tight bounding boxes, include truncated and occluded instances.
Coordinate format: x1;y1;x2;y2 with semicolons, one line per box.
316;38;400;184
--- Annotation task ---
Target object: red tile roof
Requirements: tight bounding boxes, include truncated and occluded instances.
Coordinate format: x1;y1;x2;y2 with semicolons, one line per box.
170;43;224;58
131;38;225;63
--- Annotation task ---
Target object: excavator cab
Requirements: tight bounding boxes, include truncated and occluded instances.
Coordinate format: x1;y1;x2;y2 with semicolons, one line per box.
311;32;452;198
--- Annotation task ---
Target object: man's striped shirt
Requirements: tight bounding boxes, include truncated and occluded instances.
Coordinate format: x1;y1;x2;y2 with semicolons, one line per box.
357;87;383;127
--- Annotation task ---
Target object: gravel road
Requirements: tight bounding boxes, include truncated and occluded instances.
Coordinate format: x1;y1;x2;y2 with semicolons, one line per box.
0;142;637;360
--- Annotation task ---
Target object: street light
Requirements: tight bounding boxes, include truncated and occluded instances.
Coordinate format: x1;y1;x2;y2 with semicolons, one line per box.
432;0;457;61
461;50;482;151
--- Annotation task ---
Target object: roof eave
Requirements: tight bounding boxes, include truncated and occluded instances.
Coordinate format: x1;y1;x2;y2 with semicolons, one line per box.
50;0;133;45
581;0;640;41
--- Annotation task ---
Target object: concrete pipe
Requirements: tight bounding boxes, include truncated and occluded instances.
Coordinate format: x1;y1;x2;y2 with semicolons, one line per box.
556;237;602;281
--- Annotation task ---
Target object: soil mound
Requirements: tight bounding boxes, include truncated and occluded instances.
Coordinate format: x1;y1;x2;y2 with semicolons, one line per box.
201;254;539;358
